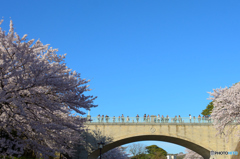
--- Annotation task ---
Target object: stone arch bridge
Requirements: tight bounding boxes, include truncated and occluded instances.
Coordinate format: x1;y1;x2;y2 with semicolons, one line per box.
74;115;240;159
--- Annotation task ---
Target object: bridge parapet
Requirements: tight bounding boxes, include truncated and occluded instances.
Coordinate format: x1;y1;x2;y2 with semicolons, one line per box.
85;116;214;124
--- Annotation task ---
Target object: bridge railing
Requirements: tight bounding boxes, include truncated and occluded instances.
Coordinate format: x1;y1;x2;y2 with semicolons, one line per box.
85;116;214;124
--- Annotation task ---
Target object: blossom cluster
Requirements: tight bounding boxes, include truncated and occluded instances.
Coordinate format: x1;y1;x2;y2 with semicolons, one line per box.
0;20;97;158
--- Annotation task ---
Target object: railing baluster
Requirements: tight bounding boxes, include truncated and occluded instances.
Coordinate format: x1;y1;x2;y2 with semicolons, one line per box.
85;116;218;124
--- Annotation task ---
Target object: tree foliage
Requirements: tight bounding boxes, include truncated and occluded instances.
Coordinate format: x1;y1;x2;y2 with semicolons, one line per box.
131;154;147;159
131;144;167;159
145;145;167;157
208;82;240;141
145;145;167;159
201;101;213;116
0;20;97;159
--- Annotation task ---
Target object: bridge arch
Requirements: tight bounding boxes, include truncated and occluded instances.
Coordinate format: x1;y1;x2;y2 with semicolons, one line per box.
88;134;210;159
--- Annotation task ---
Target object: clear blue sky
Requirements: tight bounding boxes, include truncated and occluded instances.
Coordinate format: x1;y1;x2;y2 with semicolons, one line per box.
1;0;240;155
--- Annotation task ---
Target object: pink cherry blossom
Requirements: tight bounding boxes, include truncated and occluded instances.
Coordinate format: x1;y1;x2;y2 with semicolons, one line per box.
184;148;203;159
208;82;240;142
0;20;97;159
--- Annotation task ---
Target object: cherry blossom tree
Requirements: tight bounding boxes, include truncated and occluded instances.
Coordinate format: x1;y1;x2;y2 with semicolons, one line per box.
0;20;97;159
208;82;240;141
176;152;185;159
101;146;129;159
184;149;203;159
75;129;129;159
81;129;113;155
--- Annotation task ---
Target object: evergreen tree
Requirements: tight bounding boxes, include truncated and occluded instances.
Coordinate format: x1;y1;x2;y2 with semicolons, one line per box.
201;101;213;116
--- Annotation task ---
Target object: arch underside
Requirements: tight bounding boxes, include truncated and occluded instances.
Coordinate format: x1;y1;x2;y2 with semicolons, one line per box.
89;135;210;159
